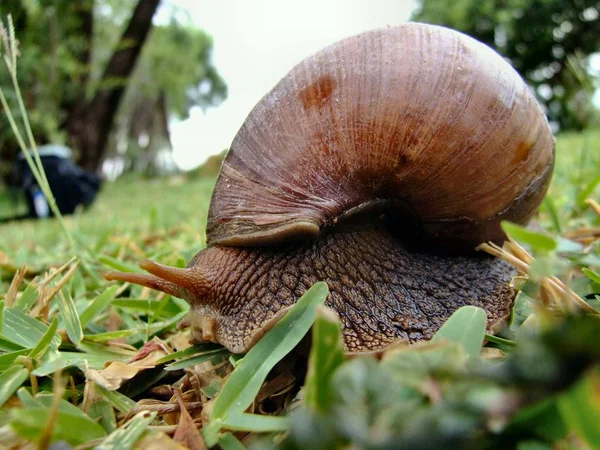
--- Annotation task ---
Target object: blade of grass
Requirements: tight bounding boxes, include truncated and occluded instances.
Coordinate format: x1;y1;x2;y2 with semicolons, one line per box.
80;285;119;327
93;383;137;414
164;348;229;371
304;306;345;412
13;282;39;312
217;432;247;450
28;318;58;360
56;289;83;345
220;413;289;432
0;365;29;407
206;282;328;443
84;329;138;342
9;407;106;445
432;306;487;359
155;343;223;364
94;411;156;450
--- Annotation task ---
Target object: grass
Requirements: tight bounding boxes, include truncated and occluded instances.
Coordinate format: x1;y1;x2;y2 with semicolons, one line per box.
0;130;598;449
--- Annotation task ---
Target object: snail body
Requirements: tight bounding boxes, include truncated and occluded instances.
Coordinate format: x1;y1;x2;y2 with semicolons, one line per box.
105;23;554;354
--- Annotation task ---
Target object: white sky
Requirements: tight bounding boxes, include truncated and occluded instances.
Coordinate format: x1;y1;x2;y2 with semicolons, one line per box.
160;0;417;170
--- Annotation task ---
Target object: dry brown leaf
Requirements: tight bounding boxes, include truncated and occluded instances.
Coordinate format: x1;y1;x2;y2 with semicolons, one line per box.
173;390;206;450
85;339;170;390
135;431;188;450
86;362;140;390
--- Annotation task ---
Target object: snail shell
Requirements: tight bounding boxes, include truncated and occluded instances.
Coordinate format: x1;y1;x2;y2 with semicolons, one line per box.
208;23;553;249
105;23;554;354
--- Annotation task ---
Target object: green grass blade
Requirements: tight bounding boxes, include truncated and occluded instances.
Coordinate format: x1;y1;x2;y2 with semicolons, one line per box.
0;365;29;407
16;387;39;408
210;281;328;421
13;283;39;311
582;268;600;285
0;349;29;371
0;334;25;352
217;432;247;450
80;286;119;327
0;300;4;333
502;222;557;253
558;367;600;448
542;196;562;233
84;329;138;342
221;413;289;432
304;307;345;412
99;256;143;273
3;308;60;349
9;407;106;445
28;318;58;360
432;306;487;359
93;383;137;414
576;173;600;208
56;289;83;345
94;411;156;450
155;343;223;364
164;348;229;371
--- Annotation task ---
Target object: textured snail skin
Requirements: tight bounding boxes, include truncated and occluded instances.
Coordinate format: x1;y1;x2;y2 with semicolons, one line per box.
106;227;515;353
104;23;554;354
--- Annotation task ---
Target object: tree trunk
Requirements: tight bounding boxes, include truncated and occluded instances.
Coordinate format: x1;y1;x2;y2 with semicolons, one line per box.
67;0;161;172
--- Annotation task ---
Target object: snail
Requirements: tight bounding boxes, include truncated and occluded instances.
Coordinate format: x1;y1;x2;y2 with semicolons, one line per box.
105;23;554;354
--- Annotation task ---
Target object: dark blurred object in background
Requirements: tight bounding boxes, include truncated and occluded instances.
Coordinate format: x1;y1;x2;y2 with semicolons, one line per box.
2;144;102;222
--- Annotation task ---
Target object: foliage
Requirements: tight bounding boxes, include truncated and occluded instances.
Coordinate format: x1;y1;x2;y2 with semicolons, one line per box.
412;0;600;131
0;1;226;179
0;123;598;447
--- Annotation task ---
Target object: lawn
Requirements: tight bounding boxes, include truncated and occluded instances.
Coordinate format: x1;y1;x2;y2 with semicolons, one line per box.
0;129;599;449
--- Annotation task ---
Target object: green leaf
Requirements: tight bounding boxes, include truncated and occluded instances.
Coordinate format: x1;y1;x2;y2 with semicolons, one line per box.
9;407;106;445
28;318;58;360
84;329;138;342
93;383;137;414
217;432;247;450
542;196;561;233
13;283;39;312
221;413;289;432
558;367;600;448
576;173;600;207
0;365;29;407
508;396;567;442
0;349;30;371
210;282;328;420
155;343;223;364
304;306;345;412
99;255;143;273
432;306;487;359
94;411;156;450
555;237;584;253
583;268;600;285
56;289;83;345
164;348;229;371
484;333;516;347
501;222;557;253
80;285;119;327
85;396;117;433
16;387;39;408
0;300;4;333
0;334;26;352
3;308;61;350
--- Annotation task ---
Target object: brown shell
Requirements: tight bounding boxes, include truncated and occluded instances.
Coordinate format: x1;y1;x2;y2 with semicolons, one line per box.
207;23;554;250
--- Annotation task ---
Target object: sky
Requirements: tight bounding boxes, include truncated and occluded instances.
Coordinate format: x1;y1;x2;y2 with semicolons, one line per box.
159;0;418;170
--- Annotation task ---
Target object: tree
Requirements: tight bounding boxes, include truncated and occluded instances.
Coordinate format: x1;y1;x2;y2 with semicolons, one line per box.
0;0;226;177
412;0;600;131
